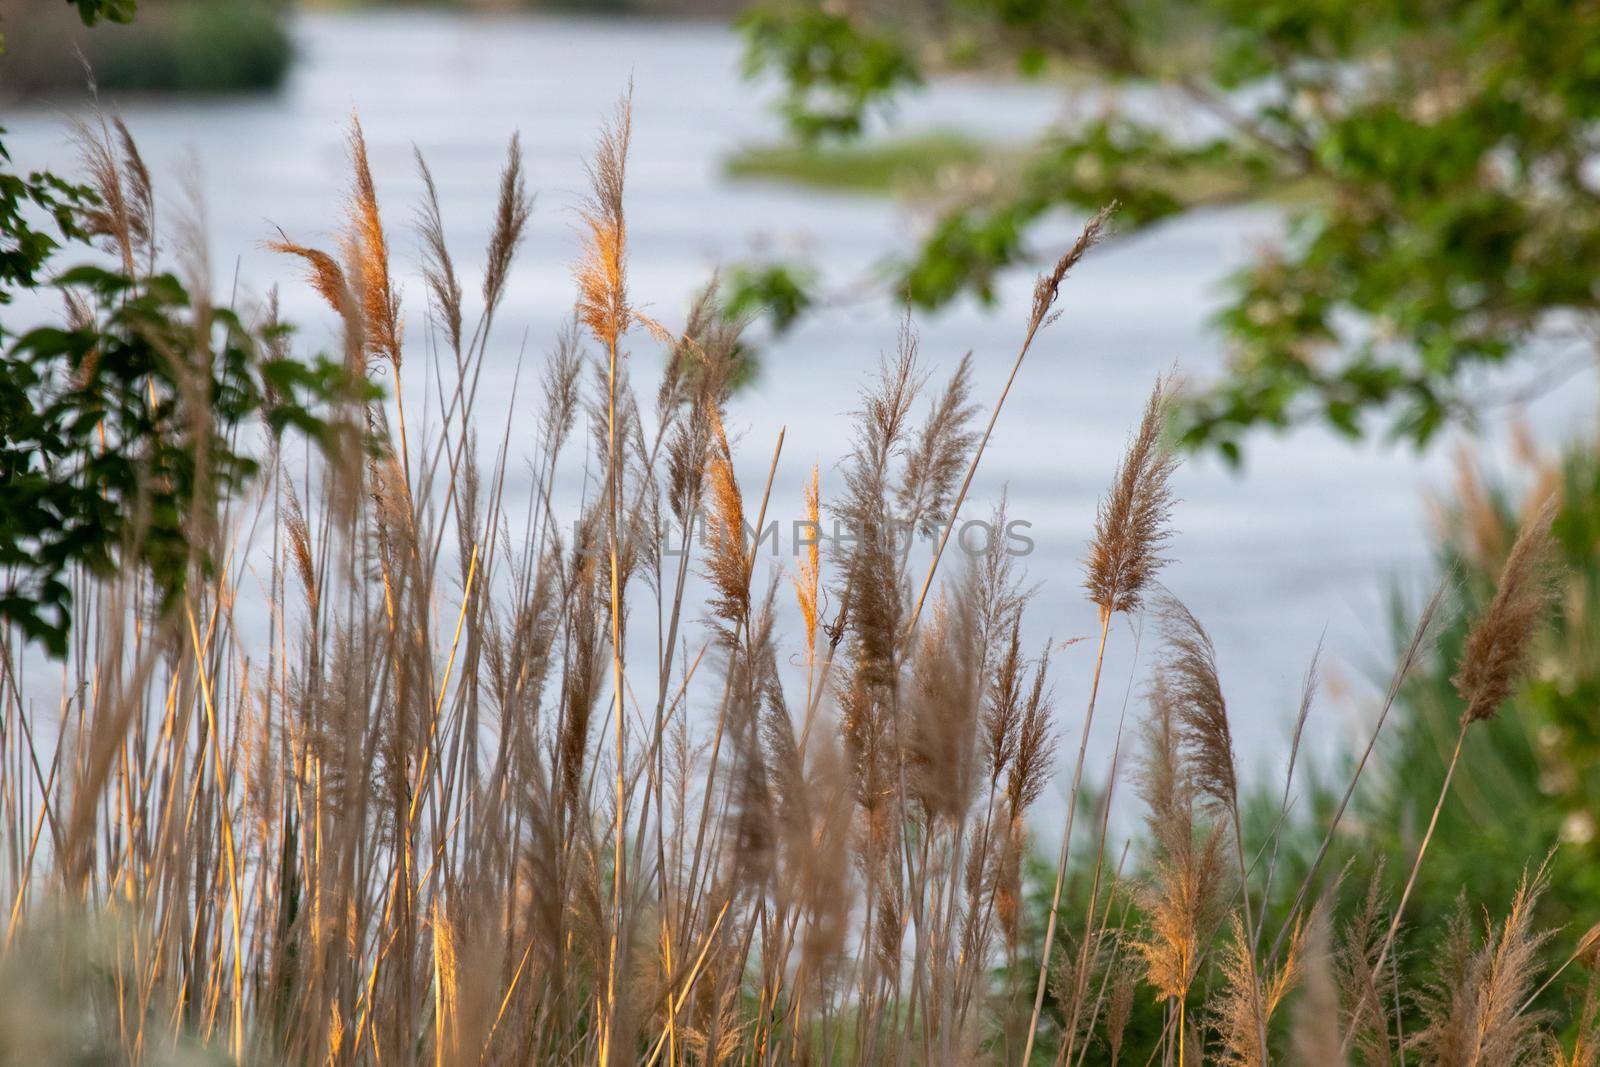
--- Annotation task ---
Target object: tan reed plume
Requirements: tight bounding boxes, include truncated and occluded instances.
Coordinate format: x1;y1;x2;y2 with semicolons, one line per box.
344;116;402;371
267;228;350;317
897;352;978;537
1454;496;1561;724
1004;644;1056;829
793;465;821;666
576;92;632;350
1158;595;1237;817
414;149;463;355
1028;204;1115;339
704;405;751;630
69;113;153;277
483;131;532;316
1129;675;1226;1066
907;597;966;821
1085;373;1178;618
1106;957;1137;1066
1155;592;1270;1060
1213;910;1311;1067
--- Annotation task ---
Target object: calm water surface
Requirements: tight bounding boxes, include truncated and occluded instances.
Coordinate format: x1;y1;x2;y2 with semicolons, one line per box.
8;12;1591;823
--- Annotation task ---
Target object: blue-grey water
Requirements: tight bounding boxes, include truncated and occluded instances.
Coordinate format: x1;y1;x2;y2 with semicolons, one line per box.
6;11;1592;831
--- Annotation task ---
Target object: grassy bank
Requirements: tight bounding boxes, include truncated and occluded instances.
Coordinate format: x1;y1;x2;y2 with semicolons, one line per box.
0;0;291;96
725;129;1325;208
725;130;1000;193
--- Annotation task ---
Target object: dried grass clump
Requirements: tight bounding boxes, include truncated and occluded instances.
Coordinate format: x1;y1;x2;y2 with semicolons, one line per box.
1412;870;1554;1066
1;105;1582;1067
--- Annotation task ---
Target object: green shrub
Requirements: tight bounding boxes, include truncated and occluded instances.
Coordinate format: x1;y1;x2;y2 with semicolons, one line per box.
0;0;292;96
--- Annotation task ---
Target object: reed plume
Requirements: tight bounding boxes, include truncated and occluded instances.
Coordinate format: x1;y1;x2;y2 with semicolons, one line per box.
1004;645;1056;830
1158;595;1237;816
1106;955;1138;1066
574;90;637;1066
414;149;463;355
344;116;402;371
1213;911;1312;1066
897;352;978;537
268;229;351;316
70;113;152;276
1028;203;1115;338
703;406;750;631
1453;496;1560;725
907;594;981;821
1085;374;1177;618
1155;592;1272;1059
793;464;821;667
484;131;532;317
576;92;632;349
1130;674;1226;1066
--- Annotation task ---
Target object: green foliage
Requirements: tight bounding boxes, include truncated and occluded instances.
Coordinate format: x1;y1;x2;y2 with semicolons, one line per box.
740;0;1600;458
1;265;366;655
0;140;91;323
738;5;921;142
68;0;137;24
723;260;818;334
0;2;361;656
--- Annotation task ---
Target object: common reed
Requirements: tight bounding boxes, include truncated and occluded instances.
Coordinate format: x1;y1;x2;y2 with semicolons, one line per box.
1;104;1589;1067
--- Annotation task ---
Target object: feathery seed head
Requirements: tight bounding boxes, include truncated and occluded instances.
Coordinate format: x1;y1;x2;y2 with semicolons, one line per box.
1028;203;1114;336
344;116;402;369
1453;497;1561;725
576;92;633;348
1086;374;1178;617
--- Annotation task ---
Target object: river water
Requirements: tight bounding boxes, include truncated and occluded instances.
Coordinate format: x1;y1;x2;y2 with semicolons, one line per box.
6;11;1591;818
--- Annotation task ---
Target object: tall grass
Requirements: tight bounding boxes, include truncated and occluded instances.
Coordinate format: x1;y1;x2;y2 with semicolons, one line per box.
0;103;1590;1067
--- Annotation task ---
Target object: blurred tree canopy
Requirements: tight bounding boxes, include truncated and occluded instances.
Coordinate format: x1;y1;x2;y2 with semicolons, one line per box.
738;0;1600;461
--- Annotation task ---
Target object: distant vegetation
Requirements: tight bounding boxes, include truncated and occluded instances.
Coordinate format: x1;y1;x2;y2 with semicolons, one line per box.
302;0;745;15
0;0;291;96
724;129;1324;204
726;131;995;194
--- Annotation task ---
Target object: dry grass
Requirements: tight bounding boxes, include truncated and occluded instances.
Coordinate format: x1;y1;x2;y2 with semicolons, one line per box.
0;106;1585;1067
